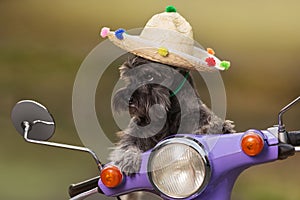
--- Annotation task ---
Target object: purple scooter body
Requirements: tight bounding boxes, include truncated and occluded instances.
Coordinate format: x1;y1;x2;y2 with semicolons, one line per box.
98;129;279;200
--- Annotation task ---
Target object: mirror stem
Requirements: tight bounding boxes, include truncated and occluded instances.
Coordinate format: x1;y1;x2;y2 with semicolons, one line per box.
22;121;103;171
278;96;300;143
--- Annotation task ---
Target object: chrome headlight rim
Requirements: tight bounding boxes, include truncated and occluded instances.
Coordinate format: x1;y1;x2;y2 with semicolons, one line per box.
147;136;211;199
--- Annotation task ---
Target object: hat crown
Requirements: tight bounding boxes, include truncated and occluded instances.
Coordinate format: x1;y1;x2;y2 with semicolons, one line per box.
140;12;194;54
143;12;193;39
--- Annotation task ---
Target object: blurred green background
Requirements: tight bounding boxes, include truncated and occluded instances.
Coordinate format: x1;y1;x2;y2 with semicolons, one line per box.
1;0;300;199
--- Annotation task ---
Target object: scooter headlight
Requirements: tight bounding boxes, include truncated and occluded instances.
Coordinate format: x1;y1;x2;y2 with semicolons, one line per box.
148;137;211;199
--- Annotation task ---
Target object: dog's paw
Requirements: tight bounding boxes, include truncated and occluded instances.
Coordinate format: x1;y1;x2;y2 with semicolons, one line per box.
118;150;141;176
110;147;142;176
195;118;236;134
222;120;236;133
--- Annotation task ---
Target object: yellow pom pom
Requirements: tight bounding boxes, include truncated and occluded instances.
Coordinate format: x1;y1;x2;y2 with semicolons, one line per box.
158;47;169;57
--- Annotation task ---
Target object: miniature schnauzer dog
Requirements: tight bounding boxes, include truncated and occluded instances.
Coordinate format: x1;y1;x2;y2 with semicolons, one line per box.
109;55;235;176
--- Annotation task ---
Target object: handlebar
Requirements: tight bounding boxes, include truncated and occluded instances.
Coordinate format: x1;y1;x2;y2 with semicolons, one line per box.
287;131;300;146
69;176;101;198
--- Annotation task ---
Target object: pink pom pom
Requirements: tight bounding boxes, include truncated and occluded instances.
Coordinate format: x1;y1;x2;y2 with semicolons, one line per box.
100;27;110;38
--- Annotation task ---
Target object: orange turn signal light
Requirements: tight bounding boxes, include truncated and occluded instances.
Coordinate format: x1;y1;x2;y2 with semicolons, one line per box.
241;132;264;156
100;165;123;188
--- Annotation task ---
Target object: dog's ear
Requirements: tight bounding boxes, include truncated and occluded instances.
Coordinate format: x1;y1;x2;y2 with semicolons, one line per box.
119;63;130;79
112;87;129;113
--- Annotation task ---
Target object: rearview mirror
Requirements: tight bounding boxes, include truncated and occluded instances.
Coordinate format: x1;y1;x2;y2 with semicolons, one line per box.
11;99;102;171
11;100;55;141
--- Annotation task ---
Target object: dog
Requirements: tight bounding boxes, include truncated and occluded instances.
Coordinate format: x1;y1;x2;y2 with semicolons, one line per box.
109;55;235;176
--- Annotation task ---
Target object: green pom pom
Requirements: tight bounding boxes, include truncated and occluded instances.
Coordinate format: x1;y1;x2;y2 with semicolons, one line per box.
166;5;177;13
220;61;231;70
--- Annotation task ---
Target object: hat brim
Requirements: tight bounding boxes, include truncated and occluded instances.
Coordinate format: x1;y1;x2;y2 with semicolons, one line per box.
106;31;225;72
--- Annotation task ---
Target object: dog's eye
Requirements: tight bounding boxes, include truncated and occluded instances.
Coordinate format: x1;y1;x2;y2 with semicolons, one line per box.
143;74;154;82
128;96;134;105
128;97;136;108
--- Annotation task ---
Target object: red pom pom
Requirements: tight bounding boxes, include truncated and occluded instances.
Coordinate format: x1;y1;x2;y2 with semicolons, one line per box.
205;57;216;67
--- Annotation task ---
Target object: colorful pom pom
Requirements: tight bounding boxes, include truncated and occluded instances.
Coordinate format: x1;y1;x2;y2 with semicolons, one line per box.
220;61;231;70
115;28;126;40
100;27;110;38
207;48;215;55
165;5;177;13
205;57;216;67
158;47;169;57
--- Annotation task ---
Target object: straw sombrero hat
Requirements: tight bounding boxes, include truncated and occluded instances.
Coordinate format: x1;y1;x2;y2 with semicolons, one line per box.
100;5;230;72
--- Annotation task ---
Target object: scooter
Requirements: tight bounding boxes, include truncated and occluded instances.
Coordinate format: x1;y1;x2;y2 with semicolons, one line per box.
11;96;300;200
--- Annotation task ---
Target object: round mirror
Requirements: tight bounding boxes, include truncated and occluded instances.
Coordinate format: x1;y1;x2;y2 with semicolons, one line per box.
11;100;55;141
